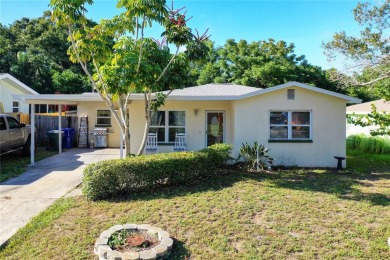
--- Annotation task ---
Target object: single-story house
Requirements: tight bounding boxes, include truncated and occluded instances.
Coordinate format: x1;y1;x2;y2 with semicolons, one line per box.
0;73;38;114
14;81;361;168
346;99;389;136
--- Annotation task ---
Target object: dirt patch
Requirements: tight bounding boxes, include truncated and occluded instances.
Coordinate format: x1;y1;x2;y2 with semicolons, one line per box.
109;229;160;253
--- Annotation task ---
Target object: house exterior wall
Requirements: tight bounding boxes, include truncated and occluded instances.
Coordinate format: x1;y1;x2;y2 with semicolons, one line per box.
346;114;377;136
233;87;347;167
77;101;122;148
77;100;233;154
128;100;233;154
0;81;30;113
76;87;347;167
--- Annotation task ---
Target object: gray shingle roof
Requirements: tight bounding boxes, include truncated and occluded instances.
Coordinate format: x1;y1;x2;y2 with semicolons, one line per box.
162;83;262;100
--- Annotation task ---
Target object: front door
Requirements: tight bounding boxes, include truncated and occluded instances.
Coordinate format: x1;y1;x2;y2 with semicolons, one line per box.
206;111;225;147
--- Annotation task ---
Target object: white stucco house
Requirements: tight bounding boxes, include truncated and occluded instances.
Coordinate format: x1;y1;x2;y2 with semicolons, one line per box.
0;73;38;113
14;81;361;168
346;99;390;136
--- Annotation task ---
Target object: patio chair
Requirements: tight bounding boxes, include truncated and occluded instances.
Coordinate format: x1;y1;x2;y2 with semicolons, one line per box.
172;132;187;152
145;132;159;154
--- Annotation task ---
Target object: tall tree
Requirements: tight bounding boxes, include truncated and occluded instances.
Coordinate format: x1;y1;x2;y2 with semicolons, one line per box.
323;0;390;90
324;0;390;136
190;39;338;91
50;0;208;155
0;11;91;93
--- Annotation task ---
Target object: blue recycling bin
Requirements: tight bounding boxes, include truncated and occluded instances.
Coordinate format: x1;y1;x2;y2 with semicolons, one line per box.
62;128;75;149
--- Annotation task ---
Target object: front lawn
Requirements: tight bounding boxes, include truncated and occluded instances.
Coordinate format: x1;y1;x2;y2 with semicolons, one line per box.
0;147;57;183
1;154;389;259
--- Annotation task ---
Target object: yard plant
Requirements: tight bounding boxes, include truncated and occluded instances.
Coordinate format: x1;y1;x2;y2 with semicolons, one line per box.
347;134;390;154
82;144;232;200
237;141;274;171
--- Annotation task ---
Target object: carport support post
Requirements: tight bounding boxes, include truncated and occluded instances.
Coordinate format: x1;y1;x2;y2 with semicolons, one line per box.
58;104;62;153
30;104;35;164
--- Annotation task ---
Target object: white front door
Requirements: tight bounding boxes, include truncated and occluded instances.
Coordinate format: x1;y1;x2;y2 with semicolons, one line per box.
206;111;225;147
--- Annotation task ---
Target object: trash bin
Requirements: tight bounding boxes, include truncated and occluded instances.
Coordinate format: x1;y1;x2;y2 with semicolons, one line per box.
47;130;64;151
62;128;75;149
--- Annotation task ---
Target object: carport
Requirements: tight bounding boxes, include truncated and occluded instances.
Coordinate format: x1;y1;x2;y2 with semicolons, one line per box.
13;93;125;164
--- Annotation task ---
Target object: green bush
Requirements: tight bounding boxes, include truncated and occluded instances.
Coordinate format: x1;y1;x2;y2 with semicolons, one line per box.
82;144;232;200
347;134;390;154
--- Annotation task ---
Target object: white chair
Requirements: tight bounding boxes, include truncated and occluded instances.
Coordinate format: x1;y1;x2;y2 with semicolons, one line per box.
172;132;187;152
145;132;159;154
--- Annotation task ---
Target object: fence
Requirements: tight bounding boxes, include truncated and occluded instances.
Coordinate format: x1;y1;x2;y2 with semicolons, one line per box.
34;113;78;146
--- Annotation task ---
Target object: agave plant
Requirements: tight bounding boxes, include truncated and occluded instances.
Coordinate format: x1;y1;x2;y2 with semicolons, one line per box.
237;141;274;171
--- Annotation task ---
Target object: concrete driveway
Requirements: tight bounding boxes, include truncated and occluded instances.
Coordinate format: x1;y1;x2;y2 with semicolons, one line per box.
0;148;120;247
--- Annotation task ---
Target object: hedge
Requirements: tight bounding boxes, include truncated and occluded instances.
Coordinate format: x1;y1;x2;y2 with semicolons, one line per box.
82;144;232;200
347;134;390;154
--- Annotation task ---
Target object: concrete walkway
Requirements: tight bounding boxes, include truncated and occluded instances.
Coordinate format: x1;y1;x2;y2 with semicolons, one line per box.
0;148;120;247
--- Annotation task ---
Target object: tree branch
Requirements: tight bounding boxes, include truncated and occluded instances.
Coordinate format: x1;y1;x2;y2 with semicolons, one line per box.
157;45;180;82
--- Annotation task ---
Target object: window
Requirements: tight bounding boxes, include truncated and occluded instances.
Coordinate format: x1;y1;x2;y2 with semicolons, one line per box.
270;111;311;140
97;110;111;126
150;111;185;143
35;104;48;113
287;89;295;100
6;116;20;129
0;117;6;130
13;101;19;112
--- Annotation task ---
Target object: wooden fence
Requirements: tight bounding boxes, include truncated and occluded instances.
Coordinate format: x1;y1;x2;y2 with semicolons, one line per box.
34;113;78;145
5;112;78;146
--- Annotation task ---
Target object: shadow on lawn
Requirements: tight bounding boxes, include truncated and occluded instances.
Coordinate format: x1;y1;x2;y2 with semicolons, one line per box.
108;168;389;206
259;170;390;206
170;238;190;259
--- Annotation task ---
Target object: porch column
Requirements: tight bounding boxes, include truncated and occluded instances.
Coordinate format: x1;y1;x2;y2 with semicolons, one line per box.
58;104;62;153
30;104;35;164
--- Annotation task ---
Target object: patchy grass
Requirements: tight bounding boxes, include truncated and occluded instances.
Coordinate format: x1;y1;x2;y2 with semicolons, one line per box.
347;149;390;174
0;147;57;183
1;167;389;259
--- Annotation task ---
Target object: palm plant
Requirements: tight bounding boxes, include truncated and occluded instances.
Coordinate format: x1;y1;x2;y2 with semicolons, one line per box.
237;141;274;171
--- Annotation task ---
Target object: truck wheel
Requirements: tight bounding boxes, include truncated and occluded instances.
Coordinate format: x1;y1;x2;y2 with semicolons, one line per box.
22;136;32;156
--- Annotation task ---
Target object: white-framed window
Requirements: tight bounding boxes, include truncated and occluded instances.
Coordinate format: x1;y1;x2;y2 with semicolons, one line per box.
34;104;48;113
96;110;111;126
270;111;311;140
12;101;19;113
150;111;185;143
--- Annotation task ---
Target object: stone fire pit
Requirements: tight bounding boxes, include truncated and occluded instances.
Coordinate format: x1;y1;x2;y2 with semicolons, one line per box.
94;224;173;260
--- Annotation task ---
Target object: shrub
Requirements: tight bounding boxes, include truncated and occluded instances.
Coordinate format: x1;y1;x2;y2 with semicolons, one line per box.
237;141;274;171
82;144;232;200
347;134;390;154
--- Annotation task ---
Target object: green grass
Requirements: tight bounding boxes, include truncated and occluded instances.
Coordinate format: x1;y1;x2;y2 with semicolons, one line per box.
0;147;57;183
1;153;389;259
347;149;390;174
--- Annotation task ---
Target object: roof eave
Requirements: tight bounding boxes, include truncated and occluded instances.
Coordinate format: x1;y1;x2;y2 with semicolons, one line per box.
0;74;39;94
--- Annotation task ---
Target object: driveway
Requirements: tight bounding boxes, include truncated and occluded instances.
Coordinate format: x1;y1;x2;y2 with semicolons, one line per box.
0;148;120;247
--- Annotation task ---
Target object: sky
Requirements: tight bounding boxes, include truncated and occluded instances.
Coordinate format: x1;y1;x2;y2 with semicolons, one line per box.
0;0;363;70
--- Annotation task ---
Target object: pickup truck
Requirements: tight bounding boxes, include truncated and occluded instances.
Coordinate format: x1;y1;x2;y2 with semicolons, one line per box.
0;114;33;156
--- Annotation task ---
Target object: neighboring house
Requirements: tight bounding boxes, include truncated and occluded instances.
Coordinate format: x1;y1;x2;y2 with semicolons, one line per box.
14;82;361;167
0;73;38;114
346;99;390;136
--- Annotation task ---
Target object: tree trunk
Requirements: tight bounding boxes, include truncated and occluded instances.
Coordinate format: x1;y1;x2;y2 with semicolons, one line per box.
124;125;131;156
137;92;152;155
